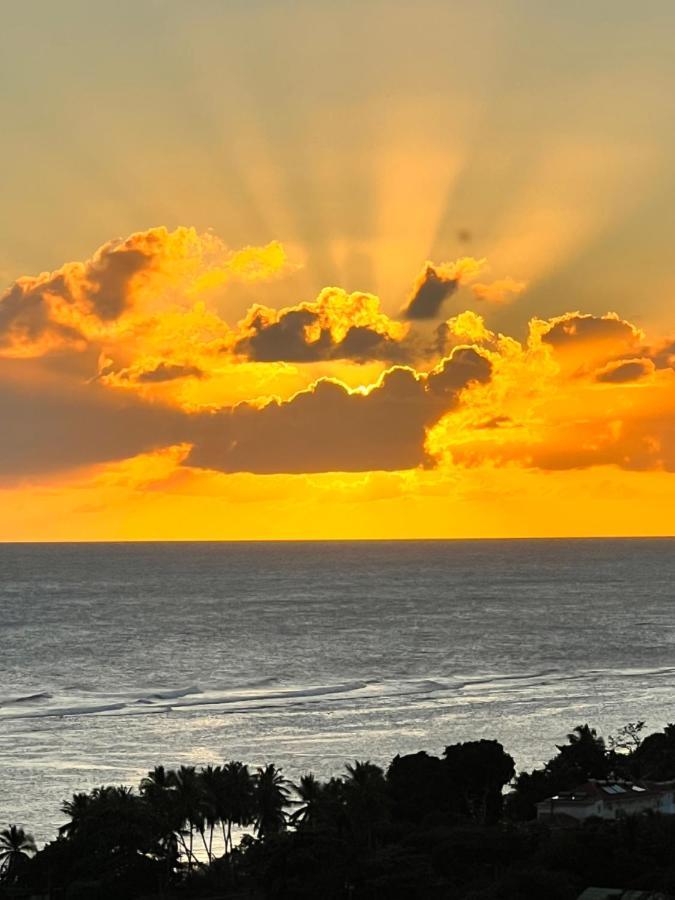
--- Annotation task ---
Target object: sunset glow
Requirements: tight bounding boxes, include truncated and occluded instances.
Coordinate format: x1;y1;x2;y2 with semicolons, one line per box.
4;1;675;540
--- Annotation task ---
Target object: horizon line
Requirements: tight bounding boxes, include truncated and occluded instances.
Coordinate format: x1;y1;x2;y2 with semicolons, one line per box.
1;535;674;545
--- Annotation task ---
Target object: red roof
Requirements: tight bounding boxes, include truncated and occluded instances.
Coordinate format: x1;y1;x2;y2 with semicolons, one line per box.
537;780;672;807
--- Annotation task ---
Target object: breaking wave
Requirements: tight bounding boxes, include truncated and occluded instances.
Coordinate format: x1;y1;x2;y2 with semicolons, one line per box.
4;665;675;723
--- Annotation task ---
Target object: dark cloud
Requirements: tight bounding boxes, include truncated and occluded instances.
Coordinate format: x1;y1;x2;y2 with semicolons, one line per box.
85;246;149;320
188;347;491;474
0;348;491;480
238;315;409;363
542;313;641;350
0;281;84;351
595;358;653;384
402;264;460;320
236;293;411;363
236;307;331;362
0;369;188;479
0;237;154;353
647;339;675;370
336;325;410;362
135;363;205;383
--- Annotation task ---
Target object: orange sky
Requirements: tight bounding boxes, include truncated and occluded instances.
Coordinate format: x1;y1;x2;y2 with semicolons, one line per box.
4;2;675;539
3;225;675;540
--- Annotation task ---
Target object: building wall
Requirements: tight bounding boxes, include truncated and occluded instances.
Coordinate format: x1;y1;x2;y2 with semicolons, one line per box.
537;792;675;821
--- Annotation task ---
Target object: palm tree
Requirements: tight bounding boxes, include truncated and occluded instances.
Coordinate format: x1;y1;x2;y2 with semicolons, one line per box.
140;765;181;836
199;764;222;862
343;760;389;849
0;825;36;883
59;791;93;837
290;773;348;835
252;764;290;840
169;765;204;870
555;724;609;780
564;724;605;749
140;765;173;800
221;761;254;853
290;773;323;830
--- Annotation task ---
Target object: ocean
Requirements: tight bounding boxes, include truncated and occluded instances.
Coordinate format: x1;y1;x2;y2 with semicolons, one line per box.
1;538;674;844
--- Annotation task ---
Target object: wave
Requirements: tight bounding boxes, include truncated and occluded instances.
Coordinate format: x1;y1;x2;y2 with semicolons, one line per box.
147;686;201;701
0;680;374;721
0;691;53;707
17;702;127;719
5;665;675;723
453;670;561;692
610;665;675;678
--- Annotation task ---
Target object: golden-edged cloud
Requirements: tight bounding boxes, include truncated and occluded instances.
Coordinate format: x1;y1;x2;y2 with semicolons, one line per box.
595;358;655;384
402;257;485;320
4;225;675;506
188;347;492;474
235;286;410;363
426;310;675;475
0;226;294;359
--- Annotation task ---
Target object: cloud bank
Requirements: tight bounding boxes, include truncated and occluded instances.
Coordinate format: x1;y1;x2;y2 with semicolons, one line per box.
189;347;491;473
3;227;675;490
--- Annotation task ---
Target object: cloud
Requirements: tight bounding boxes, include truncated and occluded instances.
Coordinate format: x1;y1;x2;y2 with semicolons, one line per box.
235;287;410;363
434;311;496;356
133;362;206;383
0;368;188;479
531;311;645;378
187;347;492;474
402;258;484;320
0;229;173;357
6;295;675;485
0;343;491;480
7;226;675;489
0;280;86;357
0;228;293;358
538;311;642;352
0;231;166;354
471;276;527;305
595;358;654;384
647;338;675;370
426;311;675;476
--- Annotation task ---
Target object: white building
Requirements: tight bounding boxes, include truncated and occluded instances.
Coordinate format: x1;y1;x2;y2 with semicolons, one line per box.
536;779;675;822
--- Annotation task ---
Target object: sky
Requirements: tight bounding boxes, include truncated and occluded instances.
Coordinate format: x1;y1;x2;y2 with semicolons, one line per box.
3;0;675;539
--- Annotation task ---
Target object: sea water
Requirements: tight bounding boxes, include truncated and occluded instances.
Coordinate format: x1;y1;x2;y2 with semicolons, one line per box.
1;539;674;843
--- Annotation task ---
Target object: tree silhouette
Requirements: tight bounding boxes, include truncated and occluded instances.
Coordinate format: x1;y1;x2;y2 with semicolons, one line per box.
344;760;389;848
15;722;675;898
139;764;183;878
630;723;675;779
387;751;447;824
59;792;93;838
140;765;173;800
550;724;609;782
509;724;612;820
0;825;36;883
253;764;290;840
168;765;204;870
290;773;324;831
608;720;646;753
443;740;515;824
221;761;254;854
199;764;222;862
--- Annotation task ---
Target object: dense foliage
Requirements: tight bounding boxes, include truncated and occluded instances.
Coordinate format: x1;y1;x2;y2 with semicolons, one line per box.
3;722;675;899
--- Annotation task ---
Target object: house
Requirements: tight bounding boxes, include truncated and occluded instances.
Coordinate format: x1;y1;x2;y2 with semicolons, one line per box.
536;779;675;822
577;890;674;899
